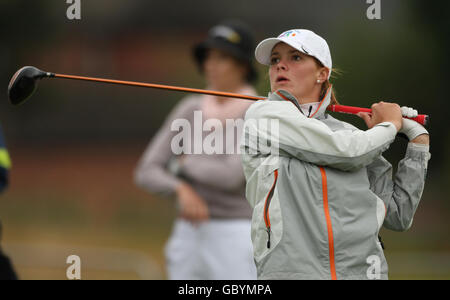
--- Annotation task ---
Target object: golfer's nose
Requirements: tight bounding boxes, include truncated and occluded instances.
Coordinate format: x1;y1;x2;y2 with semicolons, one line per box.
276;59;288;71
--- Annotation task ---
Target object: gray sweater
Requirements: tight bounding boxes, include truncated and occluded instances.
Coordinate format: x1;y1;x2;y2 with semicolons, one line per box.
134;95;252;219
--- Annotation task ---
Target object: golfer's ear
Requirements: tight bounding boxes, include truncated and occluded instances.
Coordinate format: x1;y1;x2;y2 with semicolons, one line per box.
318;67;328;83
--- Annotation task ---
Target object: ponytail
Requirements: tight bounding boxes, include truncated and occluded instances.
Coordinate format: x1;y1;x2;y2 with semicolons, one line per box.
314;58;341;105
320;80;339;105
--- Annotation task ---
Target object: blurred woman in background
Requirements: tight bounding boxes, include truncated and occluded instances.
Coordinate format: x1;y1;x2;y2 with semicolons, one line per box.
134;20;257;279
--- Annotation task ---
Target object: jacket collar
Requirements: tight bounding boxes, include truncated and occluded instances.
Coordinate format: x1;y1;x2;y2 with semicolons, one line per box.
268;85;333;119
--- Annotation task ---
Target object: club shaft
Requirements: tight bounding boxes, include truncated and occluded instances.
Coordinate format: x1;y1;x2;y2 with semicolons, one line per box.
53;73;266;101
52;73;428;126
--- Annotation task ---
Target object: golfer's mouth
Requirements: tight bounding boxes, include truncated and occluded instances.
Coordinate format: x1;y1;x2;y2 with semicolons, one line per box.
276;76;289;83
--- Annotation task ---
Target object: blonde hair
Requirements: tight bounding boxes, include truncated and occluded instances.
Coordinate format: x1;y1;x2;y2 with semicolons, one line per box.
314;58;341;105
320;79;339;105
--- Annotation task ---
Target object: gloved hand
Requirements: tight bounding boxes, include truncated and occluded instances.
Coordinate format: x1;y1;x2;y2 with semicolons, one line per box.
399;106;429;141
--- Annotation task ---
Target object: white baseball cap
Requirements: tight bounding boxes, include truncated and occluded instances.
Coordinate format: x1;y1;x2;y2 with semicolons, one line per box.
255;29;332;79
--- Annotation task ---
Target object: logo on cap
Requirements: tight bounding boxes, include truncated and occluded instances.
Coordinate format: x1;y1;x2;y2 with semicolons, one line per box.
278;30;299;38
301;45;310;54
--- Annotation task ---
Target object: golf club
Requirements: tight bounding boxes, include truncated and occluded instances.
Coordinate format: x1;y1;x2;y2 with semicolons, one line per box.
7;66;429;126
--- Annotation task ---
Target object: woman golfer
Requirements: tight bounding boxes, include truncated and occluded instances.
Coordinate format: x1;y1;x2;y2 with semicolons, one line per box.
241;29;430;280
135;21;257;279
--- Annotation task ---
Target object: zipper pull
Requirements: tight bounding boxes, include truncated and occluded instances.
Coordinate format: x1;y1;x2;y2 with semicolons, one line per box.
266;227;271;249
308;105;313;117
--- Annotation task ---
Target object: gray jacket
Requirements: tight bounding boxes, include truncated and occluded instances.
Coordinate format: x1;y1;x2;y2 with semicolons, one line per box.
241;88;431;279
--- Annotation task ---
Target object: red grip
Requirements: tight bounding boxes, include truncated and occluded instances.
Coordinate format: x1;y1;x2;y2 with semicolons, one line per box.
327;105;428;126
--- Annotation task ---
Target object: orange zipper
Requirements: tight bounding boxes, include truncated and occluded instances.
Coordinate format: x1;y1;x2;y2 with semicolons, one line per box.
264;170;278;248
319;166;337;280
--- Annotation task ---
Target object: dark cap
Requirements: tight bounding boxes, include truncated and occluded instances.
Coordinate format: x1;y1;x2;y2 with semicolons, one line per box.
193;20;257;83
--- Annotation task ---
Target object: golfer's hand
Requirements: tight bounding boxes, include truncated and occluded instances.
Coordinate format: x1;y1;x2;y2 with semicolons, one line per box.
176;183;209;223
399;106;429;144
357;101;403;131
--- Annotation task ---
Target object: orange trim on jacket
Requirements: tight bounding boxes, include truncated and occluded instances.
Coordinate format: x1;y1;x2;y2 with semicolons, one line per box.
264;170;279;229
319;166;337;280
309;85;332;118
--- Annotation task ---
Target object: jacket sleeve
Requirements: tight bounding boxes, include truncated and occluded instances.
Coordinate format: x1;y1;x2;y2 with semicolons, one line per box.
366;143;431;231
134;97;198;197
243;101;398;171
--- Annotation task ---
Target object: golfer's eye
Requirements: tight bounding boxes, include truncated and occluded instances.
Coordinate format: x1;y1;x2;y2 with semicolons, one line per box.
292;54;302;61
270;57;280;65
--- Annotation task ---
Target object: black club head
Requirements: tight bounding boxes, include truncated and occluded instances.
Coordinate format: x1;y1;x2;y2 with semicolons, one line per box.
8;66;50;106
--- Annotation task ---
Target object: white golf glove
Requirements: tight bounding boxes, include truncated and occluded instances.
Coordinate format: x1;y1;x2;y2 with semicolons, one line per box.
399;106;429;141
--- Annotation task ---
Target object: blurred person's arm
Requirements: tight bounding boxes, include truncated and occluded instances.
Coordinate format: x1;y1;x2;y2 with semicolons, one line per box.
175;181;209;222
134;97;209;222
134;97;199;197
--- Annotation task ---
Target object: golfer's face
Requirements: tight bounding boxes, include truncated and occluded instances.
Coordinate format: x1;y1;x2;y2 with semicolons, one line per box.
269;42;319;99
